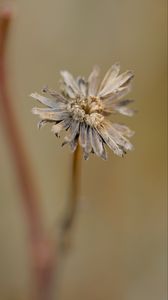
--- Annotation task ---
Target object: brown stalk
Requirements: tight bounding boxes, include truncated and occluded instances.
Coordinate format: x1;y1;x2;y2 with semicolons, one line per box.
49;145;82;298
60;144;82;252
0;7;54;300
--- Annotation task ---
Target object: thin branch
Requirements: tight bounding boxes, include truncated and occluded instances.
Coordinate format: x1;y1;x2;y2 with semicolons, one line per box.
0;3;42;250
0;6;55;300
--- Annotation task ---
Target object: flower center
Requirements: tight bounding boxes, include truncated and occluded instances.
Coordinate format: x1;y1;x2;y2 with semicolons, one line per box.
67;96;104;126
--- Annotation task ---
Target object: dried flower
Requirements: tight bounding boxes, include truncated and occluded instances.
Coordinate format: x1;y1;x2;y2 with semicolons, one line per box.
31;63;135;160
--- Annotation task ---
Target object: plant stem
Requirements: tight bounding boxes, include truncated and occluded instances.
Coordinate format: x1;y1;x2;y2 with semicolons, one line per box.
60;144;82;251
0;7;55;300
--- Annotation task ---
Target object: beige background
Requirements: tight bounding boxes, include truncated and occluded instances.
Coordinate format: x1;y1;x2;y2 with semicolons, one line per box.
0;0;167;299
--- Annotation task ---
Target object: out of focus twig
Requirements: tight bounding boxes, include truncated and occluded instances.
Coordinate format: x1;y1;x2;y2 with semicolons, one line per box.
0;6;55;300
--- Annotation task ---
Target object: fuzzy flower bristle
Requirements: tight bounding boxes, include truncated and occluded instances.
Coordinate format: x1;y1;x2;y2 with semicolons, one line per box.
31;63;135;160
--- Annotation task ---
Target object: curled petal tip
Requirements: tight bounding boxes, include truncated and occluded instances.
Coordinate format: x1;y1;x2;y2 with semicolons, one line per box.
41;85;48;93
128;70;134;78
32;107;39;115
30;92;37;99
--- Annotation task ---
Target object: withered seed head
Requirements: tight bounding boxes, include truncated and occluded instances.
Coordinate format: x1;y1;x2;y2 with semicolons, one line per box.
31;63;135;160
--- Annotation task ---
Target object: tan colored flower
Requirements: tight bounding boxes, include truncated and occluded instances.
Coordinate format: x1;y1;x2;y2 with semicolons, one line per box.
31;63;135;160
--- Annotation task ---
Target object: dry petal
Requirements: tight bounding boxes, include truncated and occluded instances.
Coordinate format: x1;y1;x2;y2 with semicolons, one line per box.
31;64;135;160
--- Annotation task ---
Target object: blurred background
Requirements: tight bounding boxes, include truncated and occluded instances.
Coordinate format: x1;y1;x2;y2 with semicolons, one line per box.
0;0;167;299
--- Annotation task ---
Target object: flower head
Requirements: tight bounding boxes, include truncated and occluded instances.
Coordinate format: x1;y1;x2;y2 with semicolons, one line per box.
31;63;135;160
